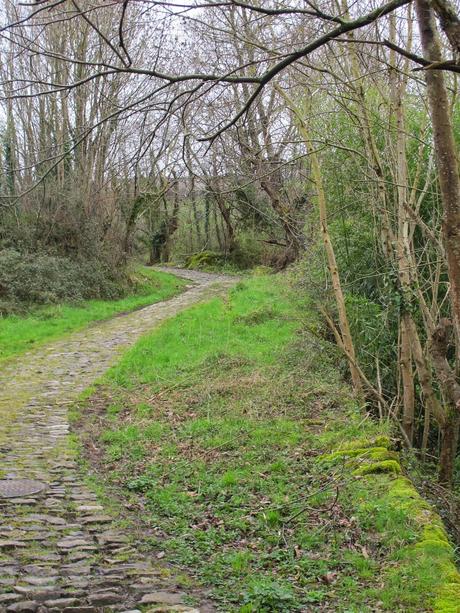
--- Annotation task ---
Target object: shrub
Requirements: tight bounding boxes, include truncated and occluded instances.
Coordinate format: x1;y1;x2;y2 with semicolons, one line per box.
0;249;126;312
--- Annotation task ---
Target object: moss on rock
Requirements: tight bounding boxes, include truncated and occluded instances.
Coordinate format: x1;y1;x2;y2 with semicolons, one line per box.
345;435;392;450
354;459;402;476
320;443;398;471
435;583;460;613
185;251;225;269
320;437;460;612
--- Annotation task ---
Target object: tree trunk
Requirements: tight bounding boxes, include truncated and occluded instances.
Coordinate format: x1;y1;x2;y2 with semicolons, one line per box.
430;319;460;483
259;177;302;265
416;0;460;342
277;87;362;395
400;314;415;443
416;0;460;484
212;188;235;253
439;415;460;485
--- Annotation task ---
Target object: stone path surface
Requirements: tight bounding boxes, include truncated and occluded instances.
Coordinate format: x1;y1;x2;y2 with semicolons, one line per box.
0;269;238;613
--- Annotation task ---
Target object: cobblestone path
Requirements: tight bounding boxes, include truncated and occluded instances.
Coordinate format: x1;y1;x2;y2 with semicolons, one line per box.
0;269;238;613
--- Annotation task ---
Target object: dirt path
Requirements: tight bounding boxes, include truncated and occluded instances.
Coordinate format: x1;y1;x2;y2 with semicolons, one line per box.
0;269;238;613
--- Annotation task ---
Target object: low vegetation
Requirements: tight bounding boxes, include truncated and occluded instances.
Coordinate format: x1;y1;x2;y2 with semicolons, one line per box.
0;250;129;315
0;267;186;362
75;274;460;612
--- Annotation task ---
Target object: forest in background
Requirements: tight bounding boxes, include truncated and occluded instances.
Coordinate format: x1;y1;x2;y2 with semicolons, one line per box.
0;0;460;490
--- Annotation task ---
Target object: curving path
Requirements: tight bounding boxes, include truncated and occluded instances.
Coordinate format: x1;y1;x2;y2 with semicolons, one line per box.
0;269;238;613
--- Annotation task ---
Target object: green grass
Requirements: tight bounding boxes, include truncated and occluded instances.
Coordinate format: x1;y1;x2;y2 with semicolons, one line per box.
0;267;187;362
109;278;297;388
76;274;459;612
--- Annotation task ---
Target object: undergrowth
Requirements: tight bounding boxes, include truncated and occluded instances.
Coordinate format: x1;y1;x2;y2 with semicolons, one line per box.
76;274;460;612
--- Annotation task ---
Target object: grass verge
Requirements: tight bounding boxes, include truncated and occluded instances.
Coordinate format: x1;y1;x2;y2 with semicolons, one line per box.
0;267;187;362
75;274;460;612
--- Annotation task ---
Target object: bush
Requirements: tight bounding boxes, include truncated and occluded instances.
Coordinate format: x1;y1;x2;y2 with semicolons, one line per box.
0;249;126;312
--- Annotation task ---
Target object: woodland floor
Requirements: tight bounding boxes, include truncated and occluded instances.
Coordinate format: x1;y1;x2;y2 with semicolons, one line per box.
0;268;237;613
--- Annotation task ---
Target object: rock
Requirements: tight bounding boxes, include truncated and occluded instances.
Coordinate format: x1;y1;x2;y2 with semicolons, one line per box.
131;583;162;593
42;599;79;609
20;534;53;542
22;567;57;577
0;566;18;576
0;541;27;549
75;506;103;513
97;532;129;545
140;593;185;606
65;553;92;562
148;609;200;613
0;595;20;604
81;516;112;525
69;494;97;501
87;593;120;606
92;579;123;590
13;588;62;602
65;577;89;590
132;574;162;583
24;515;66;526
56;540;89;549
55;525;81;532
23;577;58;586
61;566;91;576
30;555;60;563
101;561;147;570
6;602;38;612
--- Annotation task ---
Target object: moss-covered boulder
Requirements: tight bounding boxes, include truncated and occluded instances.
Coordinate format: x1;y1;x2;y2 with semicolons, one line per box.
185;251;225;270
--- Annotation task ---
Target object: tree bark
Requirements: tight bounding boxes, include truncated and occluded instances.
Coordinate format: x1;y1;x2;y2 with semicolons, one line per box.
430;319;460;483
416;0;460;342
400;314;415;443
416;0;460;483
439;415;460;484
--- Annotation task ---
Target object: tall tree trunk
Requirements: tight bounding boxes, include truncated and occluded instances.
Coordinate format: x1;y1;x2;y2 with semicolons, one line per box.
416;0;460;341
212;189;235;253
213;201;224;251
278;87;362;394
430;319;460;484
416;0;460;483
259;177;302;266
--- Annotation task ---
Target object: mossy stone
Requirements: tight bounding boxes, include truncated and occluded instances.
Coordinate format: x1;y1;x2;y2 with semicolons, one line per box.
354;459;402;476
434;582;460;613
